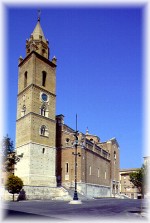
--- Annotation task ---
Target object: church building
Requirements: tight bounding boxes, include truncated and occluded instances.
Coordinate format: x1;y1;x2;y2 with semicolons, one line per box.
15;16;120;200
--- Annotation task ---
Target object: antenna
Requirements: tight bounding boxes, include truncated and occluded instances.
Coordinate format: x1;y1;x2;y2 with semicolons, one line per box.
76;114;77;132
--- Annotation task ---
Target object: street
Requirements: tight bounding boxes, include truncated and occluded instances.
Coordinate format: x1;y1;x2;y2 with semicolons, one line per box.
2;198;149;222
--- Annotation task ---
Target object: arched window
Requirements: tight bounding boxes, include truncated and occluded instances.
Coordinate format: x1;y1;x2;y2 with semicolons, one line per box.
41;105;46;116
42;71;47;87
40;125;46;136
21;105;26;117
22;105;26;116
40;125;49;137
42;49;46;57
24;71;27;88
114;151;116;160
40;104;48;117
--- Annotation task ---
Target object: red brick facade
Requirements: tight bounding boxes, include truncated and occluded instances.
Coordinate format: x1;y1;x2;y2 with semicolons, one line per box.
56;115;120;197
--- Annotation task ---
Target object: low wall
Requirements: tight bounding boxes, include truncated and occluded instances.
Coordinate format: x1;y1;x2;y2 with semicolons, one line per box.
1;186;71;201
78;183;111;198
62;182;111;198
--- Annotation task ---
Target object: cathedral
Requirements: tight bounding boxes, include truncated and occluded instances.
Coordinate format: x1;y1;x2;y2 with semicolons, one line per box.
15;16;120;200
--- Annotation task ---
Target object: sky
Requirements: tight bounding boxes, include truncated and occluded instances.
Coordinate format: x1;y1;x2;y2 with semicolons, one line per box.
3;4;144;169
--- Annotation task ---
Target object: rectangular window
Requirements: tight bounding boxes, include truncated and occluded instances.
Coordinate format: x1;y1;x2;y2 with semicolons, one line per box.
42;71;47;87
24;72;27;88
65;163;69;174
89;166;91;175
98;168;100;178
105;171;107;179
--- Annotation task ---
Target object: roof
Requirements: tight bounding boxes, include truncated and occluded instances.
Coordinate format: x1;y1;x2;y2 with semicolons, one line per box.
31;20;46;42
120;168;140;173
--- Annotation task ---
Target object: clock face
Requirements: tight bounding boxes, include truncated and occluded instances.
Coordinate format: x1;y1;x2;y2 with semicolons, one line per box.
41;93;48;102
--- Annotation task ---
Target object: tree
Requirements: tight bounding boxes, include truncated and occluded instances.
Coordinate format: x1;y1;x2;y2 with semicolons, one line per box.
2;135;14;156
5;175;23;201
1;135;22;173
4;152;21;173
129;166;145;197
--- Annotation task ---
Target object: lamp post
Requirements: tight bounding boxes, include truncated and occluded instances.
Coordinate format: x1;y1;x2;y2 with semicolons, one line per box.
72;114;81;201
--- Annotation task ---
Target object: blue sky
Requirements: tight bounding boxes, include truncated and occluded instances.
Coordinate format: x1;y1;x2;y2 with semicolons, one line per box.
5;5;144;169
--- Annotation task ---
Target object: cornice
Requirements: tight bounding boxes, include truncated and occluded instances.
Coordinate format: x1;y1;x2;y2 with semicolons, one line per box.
18;51;56;68
17;84;56;98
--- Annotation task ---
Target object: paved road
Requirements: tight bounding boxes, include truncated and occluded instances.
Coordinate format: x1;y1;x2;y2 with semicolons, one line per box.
2;198;148;222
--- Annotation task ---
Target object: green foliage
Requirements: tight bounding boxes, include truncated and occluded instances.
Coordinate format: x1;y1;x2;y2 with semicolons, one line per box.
129;166;145;196
2;135;22;173
5;175;23;201
2;135;14;156
3;152;20;173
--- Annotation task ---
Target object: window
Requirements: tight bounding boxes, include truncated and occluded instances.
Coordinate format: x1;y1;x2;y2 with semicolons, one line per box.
42;49;46;57
40;104;49;117
42;71;47;87
41;125;46;136
114;151;116;160
41;93;48;102
24;71;27;88
42;148;45;154
89;166;91;175
22;105;26;116
105;171;107;179
21;105;26;117
66;138;70;143
98;168;100;178
40;125;48;137
66;163;69;174
41;105;46;116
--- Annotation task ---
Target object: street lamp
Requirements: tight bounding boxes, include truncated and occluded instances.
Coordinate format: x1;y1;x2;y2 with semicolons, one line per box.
72;114;81;201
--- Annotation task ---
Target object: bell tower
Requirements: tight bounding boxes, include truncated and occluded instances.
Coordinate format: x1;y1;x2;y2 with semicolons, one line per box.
15;16;57;196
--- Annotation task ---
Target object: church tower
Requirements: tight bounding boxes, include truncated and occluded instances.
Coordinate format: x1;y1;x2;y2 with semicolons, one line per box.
15;16;57;195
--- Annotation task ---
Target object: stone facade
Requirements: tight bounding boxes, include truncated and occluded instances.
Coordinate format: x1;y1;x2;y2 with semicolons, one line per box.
15;19;57;194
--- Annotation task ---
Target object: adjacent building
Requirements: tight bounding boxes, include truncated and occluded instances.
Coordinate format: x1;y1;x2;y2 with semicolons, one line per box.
143;156;150;197
56;115;119;198
119;168;140;199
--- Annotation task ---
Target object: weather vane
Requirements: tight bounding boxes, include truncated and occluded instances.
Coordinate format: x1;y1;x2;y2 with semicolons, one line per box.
38;9;41;22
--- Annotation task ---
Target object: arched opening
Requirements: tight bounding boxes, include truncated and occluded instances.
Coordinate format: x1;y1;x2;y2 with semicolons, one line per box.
21;105;26;117
40;125;49;137
22;105;26;116
42;49;46;57
24;72;27;88
41;105;46;116
40;125;46;136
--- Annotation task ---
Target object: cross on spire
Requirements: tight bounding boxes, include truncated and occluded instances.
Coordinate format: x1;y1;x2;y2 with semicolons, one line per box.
38;9;41;22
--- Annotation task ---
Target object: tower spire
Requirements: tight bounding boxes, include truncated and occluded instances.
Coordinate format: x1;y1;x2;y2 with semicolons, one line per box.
26;11;50;59
86;127;89;135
